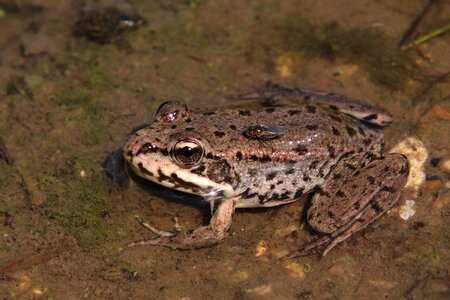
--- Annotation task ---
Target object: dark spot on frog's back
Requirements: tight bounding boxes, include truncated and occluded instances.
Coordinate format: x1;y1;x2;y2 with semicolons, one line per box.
329;105;339;110
214;131;225;138
265;107;276;113
309;160;319;170
336;190;345;197
327;145;336;158
294;145;308;155
238;110;251;116
266;172;277;181
229;124;236;130
362;138;372;146
306;124;319;130
261;155;272;162
185;127;194;131
329;114;342;122
288;109;301;115
358;126;366;136
346;126;357;136
235;151;243;160
285;168;295;175
306;105;316;113
332;127;340;136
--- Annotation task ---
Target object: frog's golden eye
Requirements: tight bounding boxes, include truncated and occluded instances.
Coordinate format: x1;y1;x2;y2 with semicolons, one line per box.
155;101;189;123
171;139;204;168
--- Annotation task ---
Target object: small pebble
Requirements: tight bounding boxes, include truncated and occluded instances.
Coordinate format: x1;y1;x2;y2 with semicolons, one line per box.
441;158;450;174
231;270;249;283
274;224;298;238
275;53;299;78
328;264;345;275
284;262;306;279
246;284;272;295
399;200;416;220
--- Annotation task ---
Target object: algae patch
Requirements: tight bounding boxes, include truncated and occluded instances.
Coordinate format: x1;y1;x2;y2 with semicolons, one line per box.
37;153;116;249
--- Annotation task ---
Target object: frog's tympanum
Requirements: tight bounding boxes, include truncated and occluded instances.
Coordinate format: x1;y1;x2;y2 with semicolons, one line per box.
123;86;409;257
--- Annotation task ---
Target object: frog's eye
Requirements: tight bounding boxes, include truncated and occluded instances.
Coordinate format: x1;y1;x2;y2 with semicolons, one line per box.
155;101;190;123
171;139;204;168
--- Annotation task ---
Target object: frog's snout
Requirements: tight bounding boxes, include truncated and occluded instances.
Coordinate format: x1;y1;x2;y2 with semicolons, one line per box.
123;134;157;161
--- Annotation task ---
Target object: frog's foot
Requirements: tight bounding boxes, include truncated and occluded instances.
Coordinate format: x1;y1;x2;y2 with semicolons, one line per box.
129;197;238;250
131;215;182;241
288;153;409;258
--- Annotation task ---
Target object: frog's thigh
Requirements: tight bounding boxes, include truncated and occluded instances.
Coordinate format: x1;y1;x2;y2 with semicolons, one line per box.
307;153;409;237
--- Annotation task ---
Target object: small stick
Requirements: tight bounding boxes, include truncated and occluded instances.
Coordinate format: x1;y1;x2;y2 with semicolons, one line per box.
398;0;440;47
401;22;450;50
0;247;62;275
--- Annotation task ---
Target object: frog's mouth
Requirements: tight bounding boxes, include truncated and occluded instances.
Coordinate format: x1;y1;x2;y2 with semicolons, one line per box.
128;154;236;199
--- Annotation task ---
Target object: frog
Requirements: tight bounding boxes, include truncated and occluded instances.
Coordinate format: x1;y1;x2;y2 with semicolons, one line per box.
122;85;409;257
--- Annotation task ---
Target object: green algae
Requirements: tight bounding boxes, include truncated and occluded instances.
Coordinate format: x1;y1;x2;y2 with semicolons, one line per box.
37;153;114;249
32;150;113;249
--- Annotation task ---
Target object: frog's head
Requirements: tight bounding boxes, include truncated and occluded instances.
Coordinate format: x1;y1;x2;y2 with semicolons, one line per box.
123;101;237;198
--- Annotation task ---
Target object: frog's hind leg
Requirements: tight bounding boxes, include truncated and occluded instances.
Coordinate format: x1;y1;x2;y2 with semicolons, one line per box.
235;83;393;126
287;153;409;258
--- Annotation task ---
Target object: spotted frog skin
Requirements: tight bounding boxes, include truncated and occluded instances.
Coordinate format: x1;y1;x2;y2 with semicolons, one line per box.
123;86;409;257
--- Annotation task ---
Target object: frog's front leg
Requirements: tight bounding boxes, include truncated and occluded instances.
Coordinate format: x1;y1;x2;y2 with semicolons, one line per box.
130;196;239;249
288;152;409;258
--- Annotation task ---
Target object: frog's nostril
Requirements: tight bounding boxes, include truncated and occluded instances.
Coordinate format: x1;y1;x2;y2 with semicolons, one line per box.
136;142;157;156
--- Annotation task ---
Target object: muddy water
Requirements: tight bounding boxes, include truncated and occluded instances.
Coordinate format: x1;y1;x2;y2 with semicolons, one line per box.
0;0;449;299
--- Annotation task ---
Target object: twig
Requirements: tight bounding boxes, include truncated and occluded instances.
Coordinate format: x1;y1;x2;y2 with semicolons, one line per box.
411;71;450;105
399;0;440;46
0;247;62;275
0;138;13;164
401;22;450;50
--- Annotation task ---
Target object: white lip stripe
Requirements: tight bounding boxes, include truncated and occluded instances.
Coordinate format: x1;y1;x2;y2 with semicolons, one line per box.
131;156;236;197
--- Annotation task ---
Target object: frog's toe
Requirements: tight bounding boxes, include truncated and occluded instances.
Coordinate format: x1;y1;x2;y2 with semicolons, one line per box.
283;236;331;259
129;237;170;247
133;215;181;238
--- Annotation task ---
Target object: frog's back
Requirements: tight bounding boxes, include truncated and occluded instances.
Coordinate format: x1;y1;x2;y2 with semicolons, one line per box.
193;103;384;208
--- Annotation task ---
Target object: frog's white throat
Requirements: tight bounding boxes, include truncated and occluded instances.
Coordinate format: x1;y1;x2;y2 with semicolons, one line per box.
130;156;236;198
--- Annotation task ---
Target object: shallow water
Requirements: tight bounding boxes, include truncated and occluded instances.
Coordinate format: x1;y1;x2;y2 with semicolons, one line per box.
0;0;449;299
